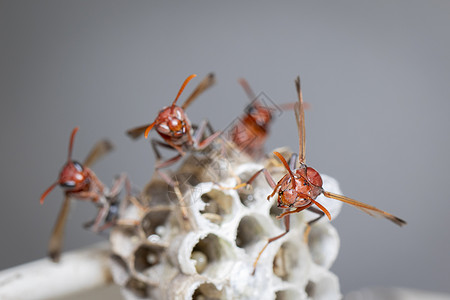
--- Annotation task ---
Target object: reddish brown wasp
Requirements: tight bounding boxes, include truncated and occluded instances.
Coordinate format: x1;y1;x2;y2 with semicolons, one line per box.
229;78;305;159
243;77;406;274
228;78;273;159
40;127;127;261
127;74;221;174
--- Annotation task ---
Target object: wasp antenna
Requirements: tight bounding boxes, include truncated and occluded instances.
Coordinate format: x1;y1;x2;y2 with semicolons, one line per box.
309;198;332;220
40;181;58;204
68;127;79;161
144;121;157;139
171;74;197;109
273;151;296;189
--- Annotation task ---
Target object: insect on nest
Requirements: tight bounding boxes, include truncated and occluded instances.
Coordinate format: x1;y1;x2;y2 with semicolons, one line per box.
39;73;406;300
233;76;406;274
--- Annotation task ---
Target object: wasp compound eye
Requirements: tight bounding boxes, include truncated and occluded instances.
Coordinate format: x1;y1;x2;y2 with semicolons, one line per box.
60;180;76;188
73;161;84;172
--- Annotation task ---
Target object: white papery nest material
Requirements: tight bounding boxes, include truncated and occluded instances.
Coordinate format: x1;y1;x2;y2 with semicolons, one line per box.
110;148;343;300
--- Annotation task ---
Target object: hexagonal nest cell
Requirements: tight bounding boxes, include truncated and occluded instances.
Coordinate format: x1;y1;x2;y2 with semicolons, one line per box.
190;234;234;277
109;254;130;286
235;215;267;252
269;202;285;227
274;289;303;300
140;207;172;240
238;188;257;207
133;243;166;274
200;189;233;224
141;178;171;207
124;277;149;298
177;154;223;183
305;275;340;300
307;223;339;269
192;283;225;300
272;241;300;281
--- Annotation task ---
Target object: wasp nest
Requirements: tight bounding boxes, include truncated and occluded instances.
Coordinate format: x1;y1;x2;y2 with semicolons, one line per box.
110;148;343;300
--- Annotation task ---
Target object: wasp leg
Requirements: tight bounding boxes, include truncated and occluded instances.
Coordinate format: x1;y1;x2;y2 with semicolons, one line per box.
302;206;326;243
150;139;184;170
193;119;222;150
87;203;110;233
276;203;313;220
252;213;291;275
107;173;127;198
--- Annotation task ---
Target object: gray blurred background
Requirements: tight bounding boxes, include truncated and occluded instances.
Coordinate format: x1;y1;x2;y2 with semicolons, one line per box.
1;0;450;296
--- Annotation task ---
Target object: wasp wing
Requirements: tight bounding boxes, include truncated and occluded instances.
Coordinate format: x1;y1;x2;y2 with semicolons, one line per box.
126;124;153;140
83;139;113;168
48;195;72;262
322;191;406;226
181;73;216;110
238;78;257;102
294;77;306;164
